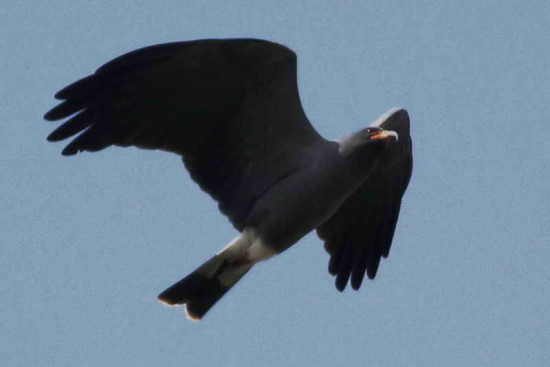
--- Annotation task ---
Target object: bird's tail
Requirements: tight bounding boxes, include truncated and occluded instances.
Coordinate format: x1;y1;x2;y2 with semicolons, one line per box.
157;236;254;321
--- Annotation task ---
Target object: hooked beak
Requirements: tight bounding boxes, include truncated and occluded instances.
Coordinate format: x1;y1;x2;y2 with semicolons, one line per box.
369;129;399;141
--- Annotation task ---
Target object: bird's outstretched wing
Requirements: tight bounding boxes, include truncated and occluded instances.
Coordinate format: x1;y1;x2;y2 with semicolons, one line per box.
45;39;324;231
316;110;412;291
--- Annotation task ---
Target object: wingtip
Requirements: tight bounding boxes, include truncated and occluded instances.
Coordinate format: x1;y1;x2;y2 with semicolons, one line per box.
61;146;78;156
386;107;408;119
335;277;348;292
371;107;410;128
46;131;67;143
43;110;57;121
54;90;67;100
46;133;57;142
350;273;365;291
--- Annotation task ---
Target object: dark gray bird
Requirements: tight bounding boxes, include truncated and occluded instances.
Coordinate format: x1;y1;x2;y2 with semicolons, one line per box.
45;38;413;320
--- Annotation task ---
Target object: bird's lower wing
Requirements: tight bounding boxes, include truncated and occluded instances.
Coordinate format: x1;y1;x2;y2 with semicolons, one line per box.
316;113;412;291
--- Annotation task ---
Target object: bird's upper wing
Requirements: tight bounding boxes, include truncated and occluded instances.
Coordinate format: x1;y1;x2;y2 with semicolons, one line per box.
45;39;324;231
316;110;413;291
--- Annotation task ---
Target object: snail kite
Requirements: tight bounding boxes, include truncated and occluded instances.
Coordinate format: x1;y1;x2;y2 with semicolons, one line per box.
45;39;413;320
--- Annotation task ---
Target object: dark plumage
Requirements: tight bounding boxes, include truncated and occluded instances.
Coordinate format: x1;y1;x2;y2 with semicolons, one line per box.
45;38;413;319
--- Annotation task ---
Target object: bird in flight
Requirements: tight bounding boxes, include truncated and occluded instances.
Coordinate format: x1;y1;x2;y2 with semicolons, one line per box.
45;38;413;320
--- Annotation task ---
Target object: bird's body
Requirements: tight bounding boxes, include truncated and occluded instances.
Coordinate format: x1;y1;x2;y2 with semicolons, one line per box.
45;38;413;320
246;140;377;250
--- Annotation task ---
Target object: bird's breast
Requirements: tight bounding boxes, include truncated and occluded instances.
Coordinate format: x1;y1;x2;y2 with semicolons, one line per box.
247;156;373;252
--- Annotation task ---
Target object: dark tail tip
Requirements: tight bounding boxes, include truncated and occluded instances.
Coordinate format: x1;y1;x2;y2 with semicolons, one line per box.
158;273;229;321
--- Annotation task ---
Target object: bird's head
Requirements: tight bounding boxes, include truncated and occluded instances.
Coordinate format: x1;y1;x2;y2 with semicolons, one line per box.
338;126;399;158
365;127;399;143
338;108;407;159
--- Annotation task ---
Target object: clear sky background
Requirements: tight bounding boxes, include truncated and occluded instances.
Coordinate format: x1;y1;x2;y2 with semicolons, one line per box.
2;1;549;366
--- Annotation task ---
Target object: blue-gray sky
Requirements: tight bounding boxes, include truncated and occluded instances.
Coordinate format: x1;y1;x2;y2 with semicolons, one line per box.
2;1;549;366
